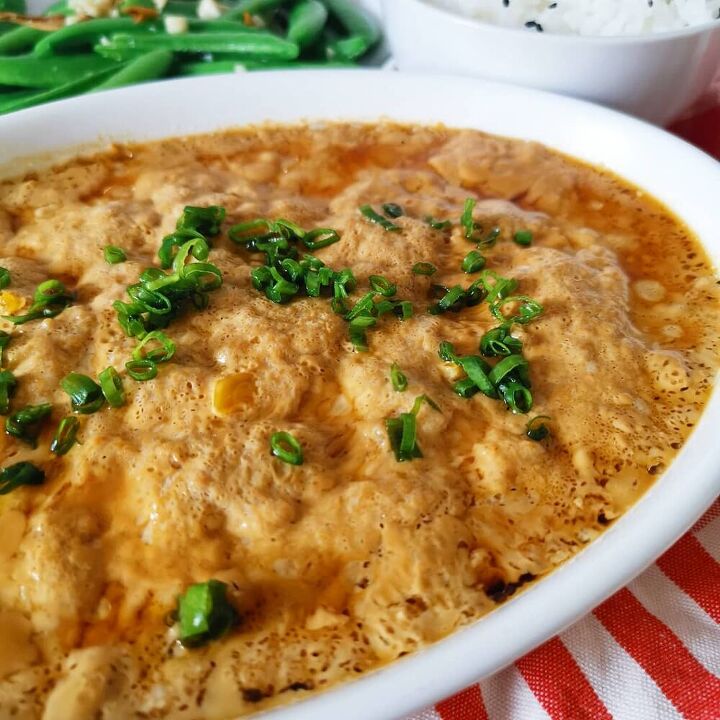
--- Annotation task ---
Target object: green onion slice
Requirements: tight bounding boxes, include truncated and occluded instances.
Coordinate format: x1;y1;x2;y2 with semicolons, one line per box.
459;356;497;398
177;579;238;648
453;377;479;398
50;416;80;456
348;315;376;352
125;358;158;381
429;285;466;315
181;262;223;291
479;270;519;305
176;205;226;237
461;197;484;242
425;216;452;231
412;262;437;276
303;228;340;250
359;204;401;232
411;394;441;415
5;403;52;447
479;326;523;357
0;267;10;289
488;354;529;387
527;415;551;441
479;226;501;249
369;275;397;297
514;229;534;247
98;366;125;408
132;330;175;363
390;362;407;392
61;373;105;415
462;250;486;274
0;461;45;495
0;369;17;415
490;295;544;325
270;431;304;465
228;219;280;247
382;202;404;218
0;330;10;366
438;341;460;364
104;245;127;264
499;381;533;414
3;278;74;325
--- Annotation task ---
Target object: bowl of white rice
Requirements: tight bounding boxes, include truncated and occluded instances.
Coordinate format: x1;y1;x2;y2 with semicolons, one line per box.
382;0;720;124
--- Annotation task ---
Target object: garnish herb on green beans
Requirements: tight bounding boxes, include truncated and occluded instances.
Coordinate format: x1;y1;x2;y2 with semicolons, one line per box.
0;369;17;415
104;245;127;264
527;416;551;441
0;461;45;496
5;403;52;447
50;416;80;456
270;431;304;465
0;267;10;289
61;373;106;414
177;580;239;648
359;205;401;232
2;278;74;325
390;362;408;392
412;262;437;276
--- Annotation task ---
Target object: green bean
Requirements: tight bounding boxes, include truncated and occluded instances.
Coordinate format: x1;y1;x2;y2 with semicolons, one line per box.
93;48;172;90
0;54;117;88
177;56;351;74
99;31;299;58
0;66;114;114
44;0;73;15
0;87;34;110
0;26;48;55
321;0;379;59
33;18;160;57
162;0;201;16
287;0;327;48
0;0;26;12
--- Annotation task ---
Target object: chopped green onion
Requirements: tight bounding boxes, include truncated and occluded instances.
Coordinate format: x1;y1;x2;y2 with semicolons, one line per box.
303;228;340;250
0;331;9;366
386;414;421;462
390;362;407;392
132;330;175;364
479;270;518;304
0;369;17;415
0;267;10;289
425;216;452;231
412;262;437;276
345;291;377;321
479;226;501;249
2;278;74;325
348;315;376;352
359;204;401;232
158;230;209;269
98;367;125;408
479;326;523;357
453;377;479;398
394;300;414;320
382;202;404;218
177;579;238;648
125;358;158;381
61;373;105;414
490;295;544;325
514;229;534;247
176;205;226;237
462;250;486;274
103;245;127;264
5;403;52;447
458;356;497;398
498;381;533;414
461;197;483;242
228;219;279;248
181;262;223;291
270;431;304;465
369;275;397;297
411;394;441;414
428;285;466;315
527;415;551;441
50;416;80;456
0;461;45;495
488;354;529;387
438;341;459;364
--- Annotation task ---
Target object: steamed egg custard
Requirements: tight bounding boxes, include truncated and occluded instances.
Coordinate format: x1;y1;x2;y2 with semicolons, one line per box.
0;123;718;719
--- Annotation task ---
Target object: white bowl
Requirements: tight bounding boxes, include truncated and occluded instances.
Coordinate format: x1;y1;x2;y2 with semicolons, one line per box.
1;71;719;720
382;0;720;125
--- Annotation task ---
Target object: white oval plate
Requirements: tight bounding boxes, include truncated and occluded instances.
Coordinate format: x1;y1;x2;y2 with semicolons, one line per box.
1;71;718;720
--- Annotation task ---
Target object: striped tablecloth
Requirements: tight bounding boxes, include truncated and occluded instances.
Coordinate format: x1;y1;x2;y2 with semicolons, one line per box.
409;92;720;720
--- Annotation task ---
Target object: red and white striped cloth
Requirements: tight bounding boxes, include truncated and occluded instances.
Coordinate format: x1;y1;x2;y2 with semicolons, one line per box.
410;498;720;720
409;82;720;720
